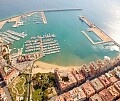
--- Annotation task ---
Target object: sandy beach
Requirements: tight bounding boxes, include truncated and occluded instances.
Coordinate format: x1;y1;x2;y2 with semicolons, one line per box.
32;61;81;74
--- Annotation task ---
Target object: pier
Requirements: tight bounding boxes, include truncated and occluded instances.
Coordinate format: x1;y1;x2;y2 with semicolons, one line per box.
81;31;105;45
7;30;27;38
0;30;27;44
4;32;20;40
79;16;112;42
80;16;120;50
40;12;47;24
44;8;82;12
1;38;10;43
0;8;82;29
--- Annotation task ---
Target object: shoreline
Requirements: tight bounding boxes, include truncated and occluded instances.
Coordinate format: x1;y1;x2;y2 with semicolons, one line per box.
32;53;119;74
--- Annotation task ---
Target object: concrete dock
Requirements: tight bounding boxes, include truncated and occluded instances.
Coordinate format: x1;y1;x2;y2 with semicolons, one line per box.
79;16;112;42
81;31;105;45
40;12;47;24
80;16;120;49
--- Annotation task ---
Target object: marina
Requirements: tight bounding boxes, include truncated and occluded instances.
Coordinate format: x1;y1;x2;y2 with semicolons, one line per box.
7;30;27;38
2;36;14;42
1;38;10;43
4;32;20;40
0;30;27;44
24;33;60;56
33;15;42;24
0;1;120;101
0;9;119;66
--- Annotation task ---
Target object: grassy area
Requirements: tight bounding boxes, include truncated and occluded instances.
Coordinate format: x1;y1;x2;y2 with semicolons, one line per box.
15;77;25;95
32;89;43;101
8;74;29;101
8;87;16;101
32;72;57;101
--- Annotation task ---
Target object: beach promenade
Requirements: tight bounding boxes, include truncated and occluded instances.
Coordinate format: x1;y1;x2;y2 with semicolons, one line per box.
32;61;81;74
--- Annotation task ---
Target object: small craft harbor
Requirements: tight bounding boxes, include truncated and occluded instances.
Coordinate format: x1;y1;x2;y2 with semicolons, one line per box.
0;8;120;101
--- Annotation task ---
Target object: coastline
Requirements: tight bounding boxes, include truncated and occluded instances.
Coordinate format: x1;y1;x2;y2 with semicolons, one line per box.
32;60;81;74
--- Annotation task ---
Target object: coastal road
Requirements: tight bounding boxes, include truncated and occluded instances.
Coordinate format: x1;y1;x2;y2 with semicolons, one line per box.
26;63;33;101
3;87;13;101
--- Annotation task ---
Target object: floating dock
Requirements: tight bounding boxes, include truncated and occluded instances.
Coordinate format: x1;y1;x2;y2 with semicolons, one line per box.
4;32;20;40
7;30;27;38
0;30;27;44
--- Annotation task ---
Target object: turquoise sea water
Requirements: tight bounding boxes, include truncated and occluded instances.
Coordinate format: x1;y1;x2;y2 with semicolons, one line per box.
0;0;120;66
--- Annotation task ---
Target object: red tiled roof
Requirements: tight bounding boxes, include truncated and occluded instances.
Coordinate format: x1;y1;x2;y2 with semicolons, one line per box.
99;89;114;101
114;81;120;92
72;69;85;83
107;85;119;99
98;75;111;88
90;78;104;92
89;94;103;101
81;81;95;97
55;95;65;101
63;92;73;101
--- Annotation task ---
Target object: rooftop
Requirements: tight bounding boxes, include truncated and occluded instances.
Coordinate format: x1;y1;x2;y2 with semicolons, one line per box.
55;69;77;91
98;75;111;88
89;94;103;101
72;69;85;84
99;89;114;101
90;78;104;92
63;92;73;101
114;81;120;92
107;85;119;99
55;95;65;101
81;81;95;97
